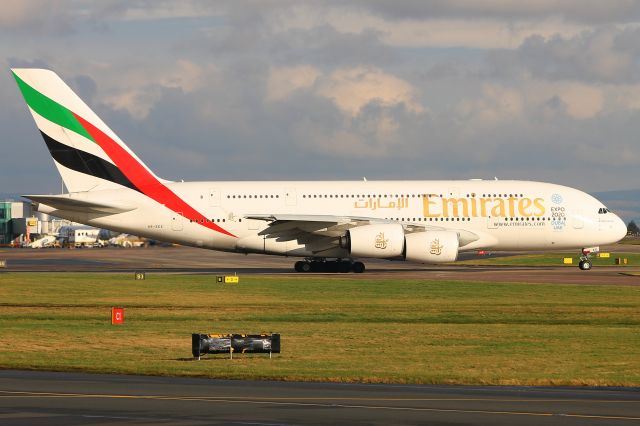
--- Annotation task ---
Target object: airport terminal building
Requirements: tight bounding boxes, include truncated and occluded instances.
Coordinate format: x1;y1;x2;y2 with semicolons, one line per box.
0;200;59;245
0;199;133;248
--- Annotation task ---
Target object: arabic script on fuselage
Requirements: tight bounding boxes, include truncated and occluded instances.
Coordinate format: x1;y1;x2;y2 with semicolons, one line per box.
354;197;410;211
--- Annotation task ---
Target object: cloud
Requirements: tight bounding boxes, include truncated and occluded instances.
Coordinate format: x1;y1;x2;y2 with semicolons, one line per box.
317;67;424;116
266;65;425;156
100;60;214;119
457;79;605;125
2;1;640;195
349;0;640;25
275;4;590;49
267;65;320;101
107;0;215;21
487;26;640;83
0;0;76;35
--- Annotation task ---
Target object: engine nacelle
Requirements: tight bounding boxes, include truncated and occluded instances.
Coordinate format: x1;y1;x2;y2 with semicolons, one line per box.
341;223;405;258
404;231;459;263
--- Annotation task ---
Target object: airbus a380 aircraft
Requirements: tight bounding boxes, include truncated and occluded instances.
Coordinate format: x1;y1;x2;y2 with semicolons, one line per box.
12;68;627;273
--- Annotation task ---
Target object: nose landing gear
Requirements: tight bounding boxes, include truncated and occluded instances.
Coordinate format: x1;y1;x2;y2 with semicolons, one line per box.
578;258;592;270
294;259;365;273
578;247;596;271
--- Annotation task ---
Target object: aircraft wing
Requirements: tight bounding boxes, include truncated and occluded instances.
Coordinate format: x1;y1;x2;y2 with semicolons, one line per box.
23;194;136;214
244;214;479;248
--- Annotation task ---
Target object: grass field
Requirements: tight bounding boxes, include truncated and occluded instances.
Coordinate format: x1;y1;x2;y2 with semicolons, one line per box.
620;237;640;245
1;273;639;386
458;252;640;267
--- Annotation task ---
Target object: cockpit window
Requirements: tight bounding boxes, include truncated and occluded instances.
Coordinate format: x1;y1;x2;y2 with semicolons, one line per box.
598;208;610;214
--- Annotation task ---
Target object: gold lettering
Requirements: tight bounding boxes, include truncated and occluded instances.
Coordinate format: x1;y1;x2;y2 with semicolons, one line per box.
533;198;545;217
423;197;440;217
470;197;478;217
490;198;506;217
480;198;490;217
518;198;533;217
442;198;469;217
507;197;517;217
421;195;546;219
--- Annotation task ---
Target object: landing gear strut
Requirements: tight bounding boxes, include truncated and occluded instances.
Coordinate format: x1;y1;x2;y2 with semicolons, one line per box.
294;259;365;273
578;248;593;271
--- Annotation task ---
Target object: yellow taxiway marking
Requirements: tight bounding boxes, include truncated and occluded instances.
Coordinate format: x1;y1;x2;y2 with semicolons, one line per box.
0;390;639;421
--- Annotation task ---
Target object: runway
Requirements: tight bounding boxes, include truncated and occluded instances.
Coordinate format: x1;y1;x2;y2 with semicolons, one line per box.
0;370;639;425
1;244;638;285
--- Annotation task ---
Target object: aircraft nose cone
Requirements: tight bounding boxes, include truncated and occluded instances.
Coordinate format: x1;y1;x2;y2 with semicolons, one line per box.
614;215;628;242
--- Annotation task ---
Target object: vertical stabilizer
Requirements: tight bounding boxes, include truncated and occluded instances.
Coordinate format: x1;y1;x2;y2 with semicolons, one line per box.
12;68;162;193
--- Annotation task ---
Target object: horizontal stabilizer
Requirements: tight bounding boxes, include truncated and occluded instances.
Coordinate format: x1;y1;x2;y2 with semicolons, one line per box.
23;194;136;214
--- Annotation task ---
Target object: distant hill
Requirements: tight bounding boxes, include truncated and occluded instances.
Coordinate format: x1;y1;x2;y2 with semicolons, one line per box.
592;189;640;225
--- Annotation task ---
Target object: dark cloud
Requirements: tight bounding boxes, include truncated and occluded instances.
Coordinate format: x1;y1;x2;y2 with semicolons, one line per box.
183;19;394;71
68;75;98;103
486;27;640;83
269;26;395;69
7;58;51;69
349;0;640;25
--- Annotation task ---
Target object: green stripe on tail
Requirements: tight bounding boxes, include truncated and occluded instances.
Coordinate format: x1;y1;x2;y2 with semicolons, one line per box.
12;71;94;142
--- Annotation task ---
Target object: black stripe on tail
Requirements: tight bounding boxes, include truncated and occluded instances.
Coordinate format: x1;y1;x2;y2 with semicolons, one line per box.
40;130;140;192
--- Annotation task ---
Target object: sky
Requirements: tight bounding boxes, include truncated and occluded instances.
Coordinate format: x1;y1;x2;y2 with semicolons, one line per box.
1;0;640;199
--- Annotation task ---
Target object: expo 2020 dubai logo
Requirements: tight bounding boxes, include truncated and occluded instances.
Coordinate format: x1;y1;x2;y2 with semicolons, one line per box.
551;194;563;205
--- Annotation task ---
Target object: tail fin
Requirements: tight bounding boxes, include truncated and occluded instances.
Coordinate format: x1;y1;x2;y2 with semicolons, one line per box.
12;68;164;193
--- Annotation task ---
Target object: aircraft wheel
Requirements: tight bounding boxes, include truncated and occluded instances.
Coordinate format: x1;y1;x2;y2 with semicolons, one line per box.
294;261;305;272
300;261;312;273
578;260;592;271
324;260;338;273
338;261;351;273
352;261;365;273
310;261;323;272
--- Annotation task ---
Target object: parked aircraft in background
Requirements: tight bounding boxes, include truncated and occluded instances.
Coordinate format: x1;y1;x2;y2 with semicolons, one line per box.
12;68;627;272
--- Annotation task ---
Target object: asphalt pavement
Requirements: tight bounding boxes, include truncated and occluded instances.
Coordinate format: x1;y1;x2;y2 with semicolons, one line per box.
1;245;639;285
0;370;639;425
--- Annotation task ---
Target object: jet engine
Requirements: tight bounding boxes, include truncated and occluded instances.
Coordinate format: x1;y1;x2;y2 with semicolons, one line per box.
339;223;405;258
340;225;460;263
404;230;459;263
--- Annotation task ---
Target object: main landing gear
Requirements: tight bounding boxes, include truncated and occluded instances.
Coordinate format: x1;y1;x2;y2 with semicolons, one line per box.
578;248;593;271
294;259;365;273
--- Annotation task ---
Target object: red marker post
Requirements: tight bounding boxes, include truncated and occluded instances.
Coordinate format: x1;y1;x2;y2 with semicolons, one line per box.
111;307;124;325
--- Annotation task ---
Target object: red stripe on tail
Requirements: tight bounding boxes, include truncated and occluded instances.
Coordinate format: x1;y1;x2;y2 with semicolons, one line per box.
73;113;236;238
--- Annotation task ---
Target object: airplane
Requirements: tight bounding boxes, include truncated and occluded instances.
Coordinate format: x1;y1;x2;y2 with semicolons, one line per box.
11;68;628;273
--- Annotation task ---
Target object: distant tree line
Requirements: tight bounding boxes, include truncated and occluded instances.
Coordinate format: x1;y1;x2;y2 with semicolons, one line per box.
629;220;639;236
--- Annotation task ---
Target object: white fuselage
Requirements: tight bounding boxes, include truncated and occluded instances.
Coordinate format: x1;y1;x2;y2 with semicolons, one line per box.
34;179;627;260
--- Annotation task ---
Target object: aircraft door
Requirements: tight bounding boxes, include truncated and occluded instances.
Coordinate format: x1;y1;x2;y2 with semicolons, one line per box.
572;209;584;229
486;215;498;229
285;188;297;206
209;189;220;206
171;213;184;231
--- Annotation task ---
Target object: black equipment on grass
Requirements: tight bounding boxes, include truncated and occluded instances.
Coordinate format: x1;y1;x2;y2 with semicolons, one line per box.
192;333;280;358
